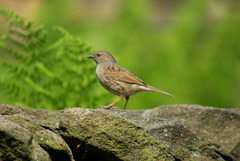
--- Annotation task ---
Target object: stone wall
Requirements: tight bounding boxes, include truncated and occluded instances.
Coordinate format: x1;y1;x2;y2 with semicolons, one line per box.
0;104;239;160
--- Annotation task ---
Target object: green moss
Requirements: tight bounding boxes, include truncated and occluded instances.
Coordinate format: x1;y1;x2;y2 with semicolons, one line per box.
56;110;174;160
0;132;31;160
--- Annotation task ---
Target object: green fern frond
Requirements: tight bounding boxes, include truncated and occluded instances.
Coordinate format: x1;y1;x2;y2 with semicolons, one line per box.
0;8;19;21
0;8;99;109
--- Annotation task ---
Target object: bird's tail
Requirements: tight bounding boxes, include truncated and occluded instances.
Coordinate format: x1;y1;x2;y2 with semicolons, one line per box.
147;85;174;97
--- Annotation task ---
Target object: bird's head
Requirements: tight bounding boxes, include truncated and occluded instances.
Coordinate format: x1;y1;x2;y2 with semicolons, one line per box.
86;51;116;66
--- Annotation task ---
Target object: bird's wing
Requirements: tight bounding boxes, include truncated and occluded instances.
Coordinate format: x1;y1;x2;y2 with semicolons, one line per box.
104;65;147;86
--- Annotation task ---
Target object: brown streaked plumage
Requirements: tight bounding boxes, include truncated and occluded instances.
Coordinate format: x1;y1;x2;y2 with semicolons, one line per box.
86;51;174;110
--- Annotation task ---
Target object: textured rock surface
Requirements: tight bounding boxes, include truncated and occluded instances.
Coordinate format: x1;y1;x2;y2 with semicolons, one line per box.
0;116;51;161
0;104;239;161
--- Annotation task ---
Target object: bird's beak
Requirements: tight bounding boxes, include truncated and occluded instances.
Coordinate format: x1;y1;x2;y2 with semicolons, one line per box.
86;55;94;58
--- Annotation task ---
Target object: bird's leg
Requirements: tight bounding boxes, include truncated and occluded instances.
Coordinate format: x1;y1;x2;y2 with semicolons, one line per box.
123;96;130;110
100;96;124;109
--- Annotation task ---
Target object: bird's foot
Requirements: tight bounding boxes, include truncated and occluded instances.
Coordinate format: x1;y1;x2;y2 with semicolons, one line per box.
111;106;119;109
99;106;119;109
99;105;111;109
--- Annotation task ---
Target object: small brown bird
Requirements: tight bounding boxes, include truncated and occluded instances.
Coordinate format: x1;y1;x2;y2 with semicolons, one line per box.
86;51;174;110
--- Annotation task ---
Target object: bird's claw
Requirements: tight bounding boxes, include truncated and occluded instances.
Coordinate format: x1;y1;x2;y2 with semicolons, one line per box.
99;106;119;109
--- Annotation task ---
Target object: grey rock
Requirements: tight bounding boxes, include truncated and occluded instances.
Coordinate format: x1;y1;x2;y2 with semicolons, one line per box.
0;104;239;161
149;105;240;155
230;141;240;160
102;108;223;160
0;104;173;161
0;115;51;161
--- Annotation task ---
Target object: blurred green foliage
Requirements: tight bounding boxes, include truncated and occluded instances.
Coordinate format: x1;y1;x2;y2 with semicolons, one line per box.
0;8;101;109
1;0;240;109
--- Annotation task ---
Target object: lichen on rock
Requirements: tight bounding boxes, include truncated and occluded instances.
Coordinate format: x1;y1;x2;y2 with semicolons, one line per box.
0;104;239;160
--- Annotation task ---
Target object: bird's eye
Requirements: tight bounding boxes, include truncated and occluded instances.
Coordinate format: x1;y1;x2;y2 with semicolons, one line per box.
96;54;101;57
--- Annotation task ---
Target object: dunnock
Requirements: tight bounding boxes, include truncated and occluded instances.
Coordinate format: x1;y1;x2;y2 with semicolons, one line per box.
86;51;174;110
